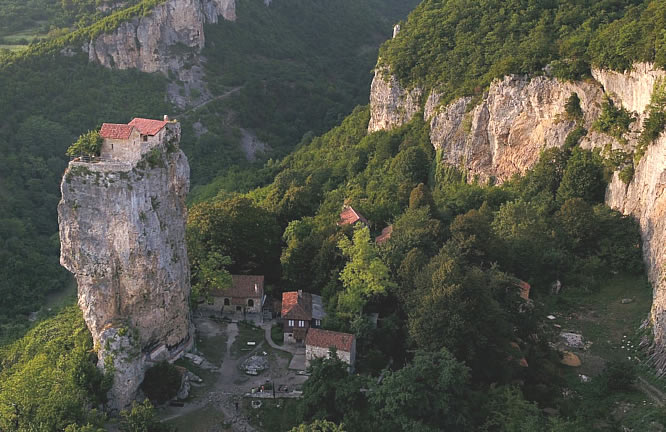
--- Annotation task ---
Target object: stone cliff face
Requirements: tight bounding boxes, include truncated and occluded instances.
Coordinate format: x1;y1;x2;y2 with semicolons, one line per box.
369;63;666;358
58;123;192;409
85;0;236;107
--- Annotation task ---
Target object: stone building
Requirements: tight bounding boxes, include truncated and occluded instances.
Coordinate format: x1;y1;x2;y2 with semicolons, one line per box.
99;116;173;163
305;328;356;372
281;290;325;344
201;275;265;315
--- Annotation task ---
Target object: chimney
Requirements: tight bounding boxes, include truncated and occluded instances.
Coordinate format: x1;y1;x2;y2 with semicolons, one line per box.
163;114;169;122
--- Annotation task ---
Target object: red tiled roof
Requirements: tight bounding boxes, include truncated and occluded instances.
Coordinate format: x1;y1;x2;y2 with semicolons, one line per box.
100;123;135;139
281;291;312;320
128;118;168;136
517;281;531;301
306;328;355;352
375;225;393;244
338;206;368;226
210;275;264;298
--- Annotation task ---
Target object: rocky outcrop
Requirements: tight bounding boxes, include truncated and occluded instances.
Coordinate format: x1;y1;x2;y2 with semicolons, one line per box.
368;63;666;355
427;75;606;182
368;69;422;133
58;122;193;409
85;0;236;107
593;63;666;116
607;134;666;364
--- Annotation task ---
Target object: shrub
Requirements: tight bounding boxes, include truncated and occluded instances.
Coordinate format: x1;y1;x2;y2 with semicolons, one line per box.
140;361;182;404
565;93;583;121
619;164;635;184
592;96;635;141
563;125;587;150
601;359;637;391
66;130;102;157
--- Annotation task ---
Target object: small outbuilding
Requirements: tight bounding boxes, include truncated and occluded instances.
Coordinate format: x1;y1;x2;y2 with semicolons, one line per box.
375;225;393;244
338;206;369;227
305;328;356;372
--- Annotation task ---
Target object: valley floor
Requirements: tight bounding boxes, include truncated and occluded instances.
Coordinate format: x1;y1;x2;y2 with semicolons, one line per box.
155;314;306;432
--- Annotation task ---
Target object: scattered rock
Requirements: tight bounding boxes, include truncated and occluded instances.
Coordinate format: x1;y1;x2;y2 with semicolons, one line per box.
547;315;557;320
560;351;582;367
242;355;269;375
176;376;190;400
579;374;591;383
551;280;562;295
186;370;203;383
560;332;585;349
185;353;204;366
648;421;665;432
611;402;634;422
621;298;634;304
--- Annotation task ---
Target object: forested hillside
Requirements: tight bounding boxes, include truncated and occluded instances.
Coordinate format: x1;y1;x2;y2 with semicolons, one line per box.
187;105;648;430
380;0;666;104
2;0;666;429
0;0;418;343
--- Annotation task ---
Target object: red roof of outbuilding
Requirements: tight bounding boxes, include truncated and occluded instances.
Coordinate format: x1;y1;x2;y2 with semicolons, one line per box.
375;225;393;244
338;206;368;226
306;328;355;353
100;123;135;139
517;281;531;300
128;118;168;136
281;291;312;320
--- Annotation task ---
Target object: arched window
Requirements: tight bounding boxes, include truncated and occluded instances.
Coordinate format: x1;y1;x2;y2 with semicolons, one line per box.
248;299;254;308
224;298;230;306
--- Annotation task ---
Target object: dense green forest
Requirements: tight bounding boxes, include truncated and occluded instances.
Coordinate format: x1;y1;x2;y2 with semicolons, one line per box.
2;0;666;429
379;0;666;104
183;0;420;193
185;105;647;430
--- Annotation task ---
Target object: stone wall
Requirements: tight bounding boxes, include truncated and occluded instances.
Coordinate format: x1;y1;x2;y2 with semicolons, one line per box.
305;343;355;372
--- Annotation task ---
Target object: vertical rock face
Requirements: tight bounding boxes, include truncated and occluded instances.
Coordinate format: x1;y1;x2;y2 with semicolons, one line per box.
367;69;422;133
368;63;666;355
85;0;236;108
58;122;192;409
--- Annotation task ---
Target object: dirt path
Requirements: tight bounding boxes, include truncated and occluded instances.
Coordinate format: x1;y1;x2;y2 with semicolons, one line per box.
178;86;242;117
263;323;293;354
637;376;666;407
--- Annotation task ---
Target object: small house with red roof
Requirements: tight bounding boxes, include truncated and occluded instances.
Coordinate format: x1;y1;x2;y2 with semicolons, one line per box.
281;290;325;344
200;275;265;316
375;225;393;244
99;116;173;162
305;328;356;372
337;206;369;227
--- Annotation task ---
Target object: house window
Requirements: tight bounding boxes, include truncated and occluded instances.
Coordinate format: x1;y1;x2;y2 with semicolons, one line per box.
111;144;114;150
248;299;254;307
142;135;148;142
315;319;321;327
298;320;305;328
224;298;230;306
288;320;294;327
